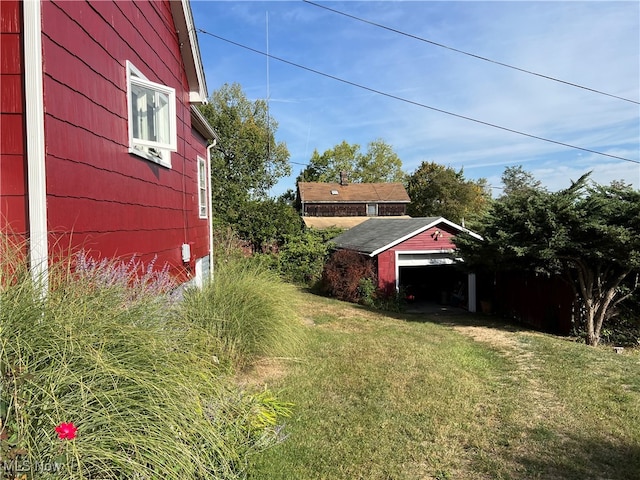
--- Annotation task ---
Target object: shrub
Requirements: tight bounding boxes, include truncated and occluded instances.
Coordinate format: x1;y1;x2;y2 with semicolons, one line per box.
276;228;341;286
357;277;377;307
374;288;408;313
321;249;377;304
0;250;291;479
71;250;176;302
212;225;253;263
599;291;640;346
180;258;307;369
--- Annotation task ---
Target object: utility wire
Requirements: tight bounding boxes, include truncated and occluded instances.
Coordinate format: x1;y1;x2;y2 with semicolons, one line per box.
304;0;639;106
196;28;639;165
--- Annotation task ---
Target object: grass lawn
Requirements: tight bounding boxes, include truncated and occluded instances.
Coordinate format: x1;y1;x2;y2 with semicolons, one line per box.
245;292;640;480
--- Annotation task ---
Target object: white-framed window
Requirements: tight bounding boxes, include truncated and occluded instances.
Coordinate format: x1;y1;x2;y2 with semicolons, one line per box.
126;61;177;167
367;203;378;216
197;156;208;218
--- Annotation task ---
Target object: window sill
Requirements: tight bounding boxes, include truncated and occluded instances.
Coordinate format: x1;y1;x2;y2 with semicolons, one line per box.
129;146;172;169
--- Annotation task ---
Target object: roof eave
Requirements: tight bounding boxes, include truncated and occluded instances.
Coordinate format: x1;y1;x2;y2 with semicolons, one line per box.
334;244;374;256
190;105;218;141
170;0;208;104
436;217;484;241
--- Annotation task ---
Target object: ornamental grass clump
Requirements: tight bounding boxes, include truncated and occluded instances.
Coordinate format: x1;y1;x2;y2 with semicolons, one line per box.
1;245;291;479
181;259;306;369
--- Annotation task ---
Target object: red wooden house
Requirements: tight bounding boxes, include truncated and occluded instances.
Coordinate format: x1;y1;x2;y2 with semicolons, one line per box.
1;0;216;287
331;217;483;311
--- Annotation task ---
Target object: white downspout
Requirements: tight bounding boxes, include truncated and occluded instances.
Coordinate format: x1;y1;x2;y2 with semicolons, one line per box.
206;139;216;281
23;0;49;292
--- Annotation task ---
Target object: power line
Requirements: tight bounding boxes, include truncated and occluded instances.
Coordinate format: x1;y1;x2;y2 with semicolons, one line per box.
196;28;640;166
303;0;639;106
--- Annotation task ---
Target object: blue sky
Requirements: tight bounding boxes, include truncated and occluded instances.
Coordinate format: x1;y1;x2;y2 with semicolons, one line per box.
191;1;640;196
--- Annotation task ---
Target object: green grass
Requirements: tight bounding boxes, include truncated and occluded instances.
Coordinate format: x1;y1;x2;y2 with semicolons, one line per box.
247;293;640;480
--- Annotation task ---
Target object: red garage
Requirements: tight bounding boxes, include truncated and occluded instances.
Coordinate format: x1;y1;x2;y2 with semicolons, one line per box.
331;217;483;311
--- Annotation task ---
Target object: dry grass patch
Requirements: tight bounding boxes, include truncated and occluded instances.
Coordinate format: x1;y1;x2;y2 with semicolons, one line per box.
236;358;291;387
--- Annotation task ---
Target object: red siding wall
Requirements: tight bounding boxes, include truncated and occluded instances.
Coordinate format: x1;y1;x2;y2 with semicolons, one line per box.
377;250;395;293
376;224;458;293
0;0;28;244
40;0;209;282
492;271;574;334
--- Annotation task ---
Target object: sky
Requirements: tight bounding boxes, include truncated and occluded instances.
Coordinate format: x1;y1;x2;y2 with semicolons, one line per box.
191;1;640;197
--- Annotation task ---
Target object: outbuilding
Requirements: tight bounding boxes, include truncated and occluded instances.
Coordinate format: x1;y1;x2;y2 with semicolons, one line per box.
331;217;482;311
297;175;411;229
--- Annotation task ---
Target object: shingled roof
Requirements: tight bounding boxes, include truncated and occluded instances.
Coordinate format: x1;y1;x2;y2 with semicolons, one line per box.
297;182;410;203
331;217;482;256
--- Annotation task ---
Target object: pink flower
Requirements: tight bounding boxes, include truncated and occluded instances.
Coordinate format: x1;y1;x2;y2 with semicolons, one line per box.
55;422;77;440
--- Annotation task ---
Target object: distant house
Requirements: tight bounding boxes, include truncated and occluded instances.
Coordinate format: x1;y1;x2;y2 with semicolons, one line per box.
297;172;411;229
0;0;216;287
331;217;482;311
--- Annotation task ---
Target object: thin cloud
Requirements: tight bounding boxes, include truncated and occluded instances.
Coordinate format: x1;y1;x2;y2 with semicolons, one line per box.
192;0;639;192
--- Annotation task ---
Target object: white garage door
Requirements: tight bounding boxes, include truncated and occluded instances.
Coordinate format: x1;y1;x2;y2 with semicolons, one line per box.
396;252;456;267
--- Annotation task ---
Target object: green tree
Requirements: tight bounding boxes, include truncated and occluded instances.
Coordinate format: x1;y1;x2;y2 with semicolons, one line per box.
297;139;405;183
455;172;640;346
406;161;490;224
277;227;342;286
236;198;302;253
198;83;291;227
500;165;544;197
356;139;405;183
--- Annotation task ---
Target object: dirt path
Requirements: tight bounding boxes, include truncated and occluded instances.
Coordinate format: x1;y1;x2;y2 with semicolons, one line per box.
452;323;567;423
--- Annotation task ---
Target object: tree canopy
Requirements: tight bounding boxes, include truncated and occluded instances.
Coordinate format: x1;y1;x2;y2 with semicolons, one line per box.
235;197;302;253
297;139;405;184
455;171;640;346
500;165;544;197
406;161;490;225
198;83;291;227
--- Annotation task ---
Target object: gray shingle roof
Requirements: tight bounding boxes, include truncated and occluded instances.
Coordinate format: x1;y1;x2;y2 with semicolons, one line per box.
331;216;482;256
331;217;441;255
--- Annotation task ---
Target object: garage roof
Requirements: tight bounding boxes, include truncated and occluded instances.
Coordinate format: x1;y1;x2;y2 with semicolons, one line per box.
331;217;482;257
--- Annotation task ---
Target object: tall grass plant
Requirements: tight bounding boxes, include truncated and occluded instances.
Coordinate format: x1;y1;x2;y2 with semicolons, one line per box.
1;247;293;479
181;259;306;369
